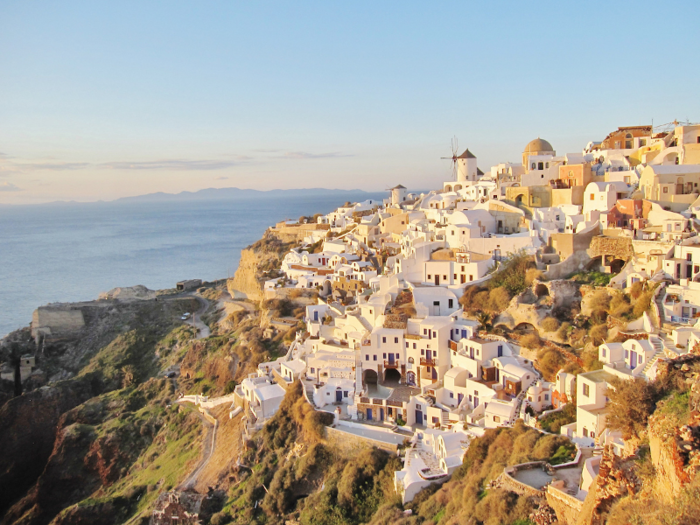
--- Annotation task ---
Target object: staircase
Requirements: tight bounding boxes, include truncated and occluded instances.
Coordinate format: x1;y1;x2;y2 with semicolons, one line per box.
654;285;667;326
641;350;664;378
440;411;449;427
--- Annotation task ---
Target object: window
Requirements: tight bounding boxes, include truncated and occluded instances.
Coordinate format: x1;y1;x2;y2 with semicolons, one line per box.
583;428;589;437
365;355;369;361
583;384;590;397
590;193;595;200
432;331;437;338
416;404;421;410
383;353;386;359
310;367;315;373
544;394;549;401
449;392;454;398
394;337;399;344
344;391;348;397
373;355;377;361
531;163;536;170
449;299;454;308
413;343;417;349
538;162;544;170
602;348;606;358
663;187;669;194
427;274;431;279
423;329;427;335
687;253;692;262
408;357;414;363
406;342;409;348
494;416;500;422
432;416;439;424
382;336;386;343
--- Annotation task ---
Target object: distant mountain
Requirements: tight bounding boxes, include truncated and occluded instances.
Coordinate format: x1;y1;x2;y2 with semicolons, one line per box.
0;187;387;207
112;187;381;203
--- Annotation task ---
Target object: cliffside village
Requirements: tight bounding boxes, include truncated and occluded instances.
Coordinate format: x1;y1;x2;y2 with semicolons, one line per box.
229;123;700;506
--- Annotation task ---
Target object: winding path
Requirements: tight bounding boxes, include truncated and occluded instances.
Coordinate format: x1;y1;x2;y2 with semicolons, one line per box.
177;404;218;490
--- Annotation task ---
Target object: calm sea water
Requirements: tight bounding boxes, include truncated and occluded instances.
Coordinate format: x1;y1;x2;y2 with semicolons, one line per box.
0;191;383;337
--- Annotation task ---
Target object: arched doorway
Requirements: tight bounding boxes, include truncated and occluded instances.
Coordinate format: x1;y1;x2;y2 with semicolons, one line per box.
384;368;401;386
406;371;416;386
363;369;378;392
535;283;549;298
610;259;625;274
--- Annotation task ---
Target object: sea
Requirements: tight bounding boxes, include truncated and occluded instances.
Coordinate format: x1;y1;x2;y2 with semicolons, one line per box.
0;190;385;337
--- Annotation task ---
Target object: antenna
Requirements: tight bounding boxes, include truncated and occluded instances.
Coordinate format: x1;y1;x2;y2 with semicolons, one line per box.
440;136;459;180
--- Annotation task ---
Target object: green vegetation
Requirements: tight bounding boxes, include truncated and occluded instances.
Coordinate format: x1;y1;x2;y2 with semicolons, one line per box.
460;252;538;315
538;403;576;434
220;383;400;525
567;270;612;286
367;422;575;525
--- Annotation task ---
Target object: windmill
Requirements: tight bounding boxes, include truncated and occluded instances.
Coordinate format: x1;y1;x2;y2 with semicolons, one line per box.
441;136;459;180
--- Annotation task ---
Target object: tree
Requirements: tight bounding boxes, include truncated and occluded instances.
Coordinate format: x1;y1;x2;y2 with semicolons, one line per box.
606;377;658;439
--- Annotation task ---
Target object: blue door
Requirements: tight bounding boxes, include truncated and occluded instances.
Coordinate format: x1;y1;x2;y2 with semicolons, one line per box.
380;408;384;421
415;410;423;425
631;351;637;368
389;354;395;365
313;311;318;321
367;408;373;421
336;390;343;402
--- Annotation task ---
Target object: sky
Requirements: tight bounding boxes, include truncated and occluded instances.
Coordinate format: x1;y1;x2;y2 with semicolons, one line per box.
1;1;699;204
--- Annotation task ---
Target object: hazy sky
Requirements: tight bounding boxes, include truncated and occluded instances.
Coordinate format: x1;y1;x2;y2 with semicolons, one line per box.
1;1;699;204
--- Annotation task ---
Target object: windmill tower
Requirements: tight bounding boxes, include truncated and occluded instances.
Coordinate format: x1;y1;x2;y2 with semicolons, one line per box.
442;137;478;183
455;149;477;182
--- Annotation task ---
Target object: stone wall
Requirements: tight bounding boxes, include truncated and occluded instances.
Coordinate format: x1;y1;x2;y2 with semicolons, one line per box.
546;484;584;525
31;306;86;343
588;236;633;260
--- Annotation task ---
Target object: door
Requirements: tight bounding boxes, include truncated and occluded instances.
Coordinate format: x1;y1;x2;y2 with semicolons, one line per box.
367;408;373;421
434;274;440;285
388;353;395;365
415;410;423;425
432;367;437;380
474;397;479;408
458;393;464;404
380;408;384;421
630;351;637;368
336;390;343;403
313;311;318;321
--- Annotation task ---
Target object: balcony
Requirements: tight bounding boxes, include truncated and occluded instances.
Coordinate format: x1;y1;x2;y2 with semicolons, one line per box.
420;357;436;366
449;340;458;351
383;360;399;369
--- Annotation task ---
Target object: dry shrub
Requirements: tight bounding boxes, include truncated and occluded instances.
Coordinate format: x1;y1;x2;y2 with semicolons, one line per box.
629;280;644;299
633;289;655;319
488;287;511;312
541;317;560;332
588;289;611;312
525;268;544;286
521;333;541;350
556;322;571;341
609;294;633;318
589;324;608;346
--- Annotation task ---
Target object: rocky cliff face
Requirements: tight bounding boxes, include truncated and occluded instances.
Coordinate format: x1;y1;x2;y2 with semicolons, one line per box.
0;379;96;519
229;247;265;301
228;233;294;302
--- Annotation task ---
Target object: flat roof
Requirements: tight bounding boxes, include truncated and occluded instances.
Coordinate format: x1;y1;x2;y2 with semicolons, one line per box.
581;369;617;384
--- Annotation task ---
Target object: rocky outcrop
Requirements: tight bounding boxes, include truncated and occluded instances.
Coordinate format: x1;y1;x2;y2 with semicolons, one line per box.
98;285;156;301
229;232;294;301
229;247;266;301
579;446;641;525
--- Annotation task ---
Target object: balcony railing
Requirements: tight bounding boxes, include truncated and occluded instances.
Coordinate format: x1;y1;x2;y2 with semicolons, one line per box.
420;357;436;366
449;340;458;351
384;360;399;369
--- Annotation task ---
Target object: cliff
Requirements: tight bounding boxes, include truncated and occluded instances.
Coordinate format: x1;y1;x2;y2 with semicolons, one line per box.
228;232;295;302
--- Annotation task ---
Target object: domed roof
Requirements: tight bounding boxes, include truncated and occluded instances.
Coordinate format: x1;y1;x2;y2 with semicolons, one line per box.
524;138;554;153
